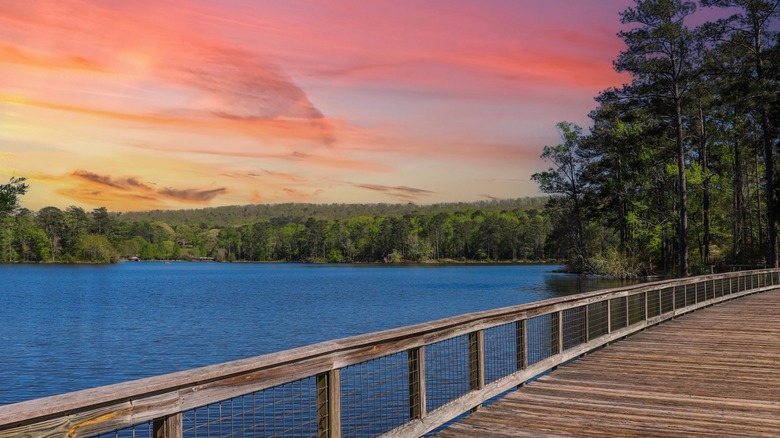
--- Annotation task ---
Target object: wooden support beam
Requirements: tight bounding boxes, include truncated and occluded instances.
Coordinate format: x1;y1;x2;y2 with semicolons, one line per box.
408;347;426;420
153;413;182;438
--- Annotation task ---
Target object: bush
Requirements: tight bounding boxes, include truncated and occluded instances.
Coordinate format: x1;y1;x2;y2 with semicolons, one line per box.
78;234;119;263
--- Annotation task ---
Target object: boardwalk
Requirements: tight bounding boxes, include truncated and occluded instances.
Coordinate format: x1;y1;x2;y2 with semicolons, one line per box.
437;289;780;437
2;270;778;438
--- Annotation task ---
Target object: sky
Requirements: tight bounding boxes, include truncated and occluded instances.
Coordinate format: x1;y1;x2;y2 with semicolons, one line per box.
0;0;719;211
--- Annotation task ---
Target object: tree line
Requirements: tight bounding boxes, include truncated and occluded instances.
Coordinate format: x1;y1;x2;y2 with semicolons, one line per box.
0;178;553;263
3;1;777;275
533;0;780;277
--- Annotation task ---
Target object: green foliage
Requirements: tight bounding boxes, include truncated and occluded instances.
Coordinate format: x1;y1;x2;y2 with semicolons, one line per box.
116;198;548;227
0;177;28;217
78;234;119;263
529;0;779;277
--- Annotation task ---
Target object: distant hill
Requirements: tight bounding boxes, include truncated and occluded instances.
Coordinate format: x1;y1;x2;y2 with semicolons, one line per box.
116;197;548;227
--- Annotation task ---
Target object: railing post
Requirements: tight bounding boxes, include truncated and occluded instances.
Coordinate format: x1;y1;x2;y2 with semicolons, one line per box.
408;347;426;420
516;319;527;371
625;294;630;327
552;310;563;360
607;299;612;333
584;305;590;343
153;413;182;438
468;330;485;411
317;369;341;438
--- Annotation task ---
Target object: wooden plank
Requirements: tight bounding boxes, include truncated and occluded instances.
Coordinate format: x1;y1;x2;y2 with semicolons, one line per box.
1;271;778;437
436;290;780;437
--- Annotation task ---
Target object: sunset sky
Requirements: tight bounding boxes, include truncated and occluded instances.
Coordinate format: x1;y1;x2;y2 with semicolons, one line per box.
0;0;722;212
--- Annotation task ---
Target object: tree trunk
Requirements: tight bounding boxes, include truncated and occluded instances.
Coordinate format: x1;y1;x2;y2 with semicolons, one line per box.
675;91;689;277
760;109;777;267
733;116;745;264
698;106;711;266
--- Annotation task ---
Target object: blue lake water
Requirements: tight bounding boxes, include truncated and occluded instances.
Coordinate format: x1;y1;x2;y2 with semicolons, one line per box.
0;262;635;406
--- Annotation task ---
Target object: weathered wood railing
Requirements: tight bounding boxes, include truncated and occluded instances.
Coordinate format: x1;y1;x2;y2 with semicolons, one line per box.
1;269;779;438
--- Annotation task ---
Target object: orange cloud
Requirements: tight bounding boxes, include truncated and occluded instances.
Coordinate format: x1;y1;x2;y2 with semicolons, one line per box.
352;183;434;202
40;170;229;211
1;94;338;147
0;44;104;71
159;187;227;203
0;0;338;144
129;141;390;173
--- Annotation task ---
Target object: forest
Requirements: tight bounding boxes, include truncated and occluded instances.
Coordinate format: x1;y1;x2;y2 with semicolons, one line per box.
532;0;779;277
1;0;778;276
0;182;552;264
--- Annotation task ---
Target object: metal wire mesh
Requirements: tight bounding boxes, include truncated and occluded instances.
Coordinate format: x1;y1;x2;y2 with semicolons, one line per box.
647;290;661;318
526;313;557;365
587;301;609;340
483;322;519;384
661;287;674;313
182;377;318;438
92;423;153;438
628;293;646;325
609;297;627;331
340;352;410;437
673;285;684;308
425;334;470;413
84;272;780;438
714;278;724;297
562;306;586;351
685;284;696;306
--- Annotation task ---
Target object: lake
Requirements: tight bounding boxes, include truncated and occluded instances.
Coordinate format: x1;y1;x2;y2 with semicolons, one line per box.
0;262;636;406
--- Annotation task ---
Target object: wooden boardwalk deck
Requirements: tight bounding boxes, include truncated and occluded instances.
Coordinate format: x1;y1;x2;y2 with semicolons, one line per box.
437;289;780;437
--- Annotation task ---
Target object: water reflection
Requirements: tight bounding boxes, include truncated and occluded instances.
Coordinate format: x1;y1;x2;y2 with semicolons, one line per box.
542;273;642;296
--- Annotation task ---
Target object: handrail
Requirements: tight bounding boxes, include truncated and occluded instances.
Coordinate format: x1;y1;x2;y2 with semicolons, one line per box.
1;269;779;437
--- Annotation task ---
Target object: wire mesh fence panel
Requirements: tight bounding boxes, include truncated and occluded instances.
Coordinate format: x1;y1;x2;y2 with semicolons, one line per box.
661;287;674;313
647;290;661;318
182;377;318;438
628;293;646;326
714;278;724;298
91;422;154;438
562;306;586;351
587;301;609;340
738;275;746;293
705;280;714;300
685;284;696;306
526;313;557;365
673;285;685;309
340;352;410;437
484;322;519;385
696;282;705;303
425;334;470;413
609;297;627;331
